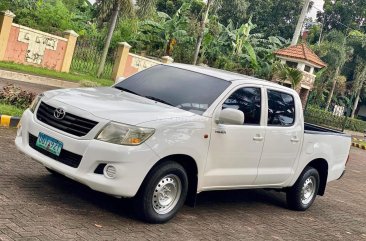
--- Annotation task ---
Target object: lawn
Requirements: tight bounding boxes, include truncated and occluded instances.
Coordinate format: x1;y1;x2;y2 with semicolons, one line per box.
0;102;25;117
0;61;114;87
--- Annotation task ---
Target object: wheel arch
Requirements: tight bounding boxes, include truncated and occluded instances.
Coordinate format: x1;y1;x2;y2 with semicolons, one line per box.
141;154;199;206
307;158;328;196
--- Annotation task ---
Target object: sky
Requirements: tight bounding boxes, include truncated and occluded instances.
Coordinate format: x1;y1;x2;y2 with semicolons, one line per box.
309;0;325;20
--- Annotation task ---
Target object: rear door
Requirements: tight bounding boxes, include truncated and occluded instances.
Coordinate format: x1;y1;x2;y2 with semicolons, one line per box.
254;88;303;185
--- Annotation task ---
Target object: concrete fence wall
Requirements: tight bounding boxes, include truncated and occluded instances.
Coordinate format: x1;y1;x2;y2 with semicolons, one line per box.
112;42;174;81
0;10;78;73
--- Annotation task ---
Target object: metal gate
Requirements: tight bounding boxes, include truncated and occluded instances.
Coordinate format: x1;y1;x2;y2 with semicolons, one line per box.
70;36;116;79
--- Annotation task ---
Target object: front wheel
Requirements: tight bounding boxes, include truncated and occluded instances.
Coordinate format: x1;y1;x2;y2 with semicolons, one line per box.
134;161;188;223
286;167;320;211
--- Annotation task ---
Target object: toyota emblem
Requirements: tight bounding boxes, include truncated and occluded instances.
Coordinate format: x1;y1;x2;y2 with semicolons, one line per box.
54;108;66;119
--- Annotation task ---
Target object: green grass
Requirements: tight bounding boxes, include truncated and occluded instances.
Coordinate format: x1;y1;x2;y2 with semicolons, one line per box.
0;102;25;117
0;61;114;86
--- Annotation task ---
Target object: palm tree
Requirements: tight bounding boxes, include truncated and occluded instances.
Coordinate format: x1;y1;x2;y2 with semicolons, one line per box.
314;31;349;111
347;31;366;118
273;62;303;90
95;0;153;78
192;0;214;65
286;67;303;89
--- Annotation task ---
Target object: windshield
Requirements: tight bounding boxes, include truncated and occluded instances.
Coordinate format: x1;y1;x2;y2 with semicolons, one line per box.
114;65;231;115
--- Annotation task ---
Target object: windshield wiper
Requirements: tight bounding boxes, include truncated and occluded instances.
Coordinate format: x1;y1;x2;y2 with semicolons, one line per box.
114;86;140;96
144;96;174;107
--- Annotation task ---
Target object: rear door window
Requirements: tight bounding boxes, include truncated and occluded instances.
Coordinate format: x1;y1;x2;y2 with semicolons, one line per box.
267;90;295;126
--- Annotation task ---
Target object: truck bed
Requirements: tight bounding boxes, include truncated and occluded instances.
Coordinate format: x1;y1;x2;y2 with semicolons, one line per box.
304;123;348;136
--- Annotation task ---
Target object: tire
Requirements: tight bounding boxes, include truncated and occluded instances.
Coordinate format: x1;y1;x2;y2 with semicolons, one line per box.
134;161;188;224
286;167;320;211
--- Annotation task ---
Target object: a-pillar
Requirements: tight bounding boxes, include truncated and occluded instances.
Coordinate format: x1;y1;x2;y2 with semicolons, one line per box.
112;42;132;81
60;30;79;72
0;10;15;61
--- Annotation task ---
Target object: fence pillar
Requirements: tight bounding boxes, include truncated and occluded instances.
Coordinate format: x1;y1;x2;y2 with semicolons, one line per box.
161;56;174;64
61;30;79;73
0;10;15;61
112;42;131;81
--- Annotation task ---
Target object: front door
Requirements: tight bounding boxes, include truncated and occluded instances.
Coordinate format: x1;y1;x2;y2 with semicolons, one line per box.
203;86;265;189
254;88;302;185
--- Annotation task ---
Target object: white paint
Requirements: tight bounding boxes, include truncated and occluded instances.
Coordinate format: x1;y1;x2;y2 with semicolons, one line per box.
17;25;60;65
130;53;160;72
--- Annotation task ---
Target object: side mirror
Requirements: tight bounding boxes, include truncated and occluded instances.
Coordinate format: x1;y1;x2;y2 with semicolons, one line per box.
218;108;244;125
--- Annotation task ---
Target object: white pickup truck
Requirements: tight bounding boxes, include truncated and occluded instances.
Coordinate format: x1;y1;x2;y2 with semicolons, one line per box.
15;64;351;223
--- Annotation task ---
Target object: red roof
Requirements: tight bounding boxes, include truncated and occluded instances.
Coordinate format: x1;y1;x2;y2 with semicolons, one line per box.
274;44;327;68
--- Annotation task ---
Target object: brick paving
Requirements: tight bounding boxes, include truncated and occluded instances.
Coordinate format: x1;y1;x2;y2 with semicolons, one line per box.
0;127;365;241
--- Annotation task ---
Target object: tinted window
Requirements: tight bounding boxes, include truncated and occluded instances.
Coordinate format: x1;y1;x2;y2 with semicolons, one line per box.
223;87;261;125
114;65;231;115
267;90;295;126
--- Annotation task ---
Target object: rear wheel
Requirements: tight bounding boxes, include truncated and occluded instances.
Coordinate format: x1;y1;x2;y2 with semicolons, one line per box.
134;161;188;223
286;167;320;211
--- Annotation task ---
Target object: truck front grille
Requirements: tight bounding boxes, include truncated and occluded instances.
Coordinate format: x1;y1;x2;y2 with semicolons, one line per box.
36;102;98;137
28;133;82;168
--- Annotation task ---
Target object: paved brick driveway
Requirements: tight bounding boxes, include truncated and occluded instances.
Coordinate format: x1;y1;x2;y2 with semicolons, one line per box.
0;128;365;241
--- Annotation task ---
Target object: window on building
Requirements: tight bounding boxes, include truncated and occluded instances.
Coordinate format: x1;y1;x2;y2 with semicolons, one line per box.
267;90;295;126
223;87;262;125
304;65;311;72
286;61;298;69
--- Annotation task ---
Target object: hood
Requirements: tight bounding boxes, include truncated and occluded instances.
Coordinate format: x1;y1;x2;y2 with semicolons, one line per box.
45;87;195;125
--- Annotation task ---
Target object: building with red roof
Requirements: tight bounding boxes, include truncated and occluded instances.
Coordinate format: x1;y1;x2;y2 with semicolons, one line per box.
274;43;327;107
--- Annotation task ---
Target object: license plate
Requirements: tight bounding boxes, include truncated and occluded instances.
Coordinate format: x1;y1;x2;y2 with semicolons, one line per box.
36;132;63;156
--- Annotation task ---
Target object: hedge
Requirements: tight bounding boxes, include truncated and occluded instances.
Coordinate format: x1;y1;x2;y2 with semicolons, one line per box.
304;106;366;133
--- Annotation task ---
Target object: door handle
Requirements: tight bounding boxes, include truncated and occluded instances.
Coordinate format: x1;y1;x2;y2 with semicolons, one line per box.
291;137;300;143
253;136;264;141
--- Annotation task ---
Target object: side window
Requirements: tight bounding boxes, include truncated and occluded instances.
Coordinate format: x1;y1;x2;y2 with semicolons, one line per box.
267;90;295;126
223;87;261;125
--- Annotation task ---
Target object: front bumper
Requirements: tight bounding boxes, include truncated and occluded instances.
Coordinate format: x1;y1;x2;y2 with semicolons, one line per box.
15;109;160;197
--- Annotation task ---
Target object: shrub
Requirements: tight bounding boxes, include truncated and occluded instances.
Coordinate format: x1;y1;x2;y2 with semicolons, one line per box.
305;106;366;133
0;85;36;109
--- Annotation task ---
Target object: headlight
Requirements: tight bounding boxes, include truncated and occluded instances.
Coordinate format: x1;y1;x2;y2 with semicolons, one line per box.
96;122;155;146
29;94;44;113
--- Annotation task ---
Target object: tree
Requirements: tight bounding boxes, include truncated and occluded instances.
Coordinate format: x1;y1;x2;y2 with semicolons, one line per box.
313;30;349;110
212;0;248;27
347;31;366;118
138;4;191;56
95;0;154;78
0;0;74;35
319;0;366;34
192;0;213;65
274;63;303;89
156;0;184;16
246;0;303;39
